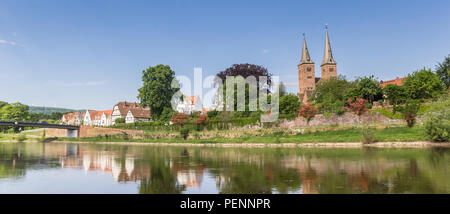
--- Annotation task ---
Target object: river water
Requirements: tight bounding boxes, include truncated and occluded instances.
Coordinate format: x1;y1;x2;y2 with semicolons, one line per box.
0;142;449;194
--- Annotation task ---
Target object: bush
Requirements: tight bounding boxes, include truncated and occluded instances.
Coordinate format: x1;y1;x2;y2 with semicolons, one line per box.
361;129;377;144
180;128;190;140
345;97;367;116
15;134;27;142
395;99;420;127
297;103;318;123
115;118;125;124
423;95;450;142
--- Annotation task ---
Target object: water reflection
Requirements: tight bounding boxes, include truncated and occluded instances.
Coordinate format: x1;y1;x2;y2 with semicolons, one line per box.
0;142;449;194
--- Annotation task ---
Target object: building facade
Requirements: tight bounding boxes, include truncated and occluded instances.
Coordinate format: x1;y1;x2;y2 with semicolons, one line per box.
111;102;151;124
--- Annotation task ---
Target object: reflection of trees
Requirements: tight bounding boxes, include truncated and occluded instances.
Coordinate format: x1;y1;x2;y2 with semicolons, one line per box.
138;148;185;194
1;142;449;194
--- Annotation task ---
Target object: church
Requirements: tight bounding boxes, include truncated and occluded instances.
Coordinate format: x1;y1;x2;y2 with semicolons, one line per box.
297;27;337;103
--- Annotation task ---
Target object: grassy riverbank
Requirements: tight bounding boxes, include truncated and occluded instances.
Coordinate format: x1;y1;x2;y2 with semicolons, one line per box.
56;125;431;144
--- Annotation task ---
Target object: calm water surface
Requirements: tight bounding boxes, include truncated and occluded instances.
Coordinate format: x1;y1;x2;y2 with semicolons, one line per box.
0;142;449;194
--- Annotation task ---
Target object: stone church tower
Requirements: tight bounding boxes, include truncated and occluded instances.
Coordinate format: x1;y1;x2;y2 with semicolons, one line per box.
297;34;315;103
320;27;337;79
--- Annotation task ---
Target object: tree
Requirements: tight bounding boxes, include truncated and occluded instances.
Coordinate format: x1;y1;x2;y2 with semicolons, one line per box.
383;84;407;106
137;64;179;119
344;97;367;116
279;94;300;114
403;68;444;100
435;54;450;89
395;99;421;128
0;102;30;121
217;64;272;112
311;76;356;113
346;76;383;104
279;82;287;97
0;101;7;109
297;103;318;123
216;63;272;86
159;107;176;122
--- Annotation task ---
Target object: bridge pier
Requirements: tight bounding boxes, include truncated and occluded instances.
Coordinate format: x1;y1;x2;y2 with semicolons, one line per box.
67;129;79;138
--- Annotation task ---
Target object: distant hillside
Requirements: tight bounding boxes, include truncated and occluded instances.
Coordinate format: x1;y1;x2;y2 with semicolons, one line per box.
28;106;78;114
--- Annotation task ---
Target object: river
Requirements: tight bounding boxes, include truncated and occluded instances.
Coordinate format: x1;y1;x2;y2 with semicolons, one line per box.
0;142;449;193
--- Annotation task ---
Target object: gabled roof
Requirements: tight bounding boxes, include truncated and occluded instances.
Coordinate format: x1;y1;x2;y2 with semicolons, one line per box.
128;109;151;119
114;101;147;117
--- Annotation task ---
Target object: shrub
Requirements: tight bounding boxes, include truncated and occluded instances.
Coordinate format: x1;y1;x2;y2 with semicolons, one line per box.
361;129;377;144
395;99;421;127
345;97;367;116
207;110;219;118
298;103;318;123
180;127;190;140
171;113;190;126
115;118;125;124
120;131;130;140
423;95;450;142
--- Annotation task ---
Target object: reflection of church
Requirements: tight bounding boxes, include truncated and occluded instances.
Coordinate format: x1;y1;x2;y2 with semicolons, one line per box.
298;27;337;103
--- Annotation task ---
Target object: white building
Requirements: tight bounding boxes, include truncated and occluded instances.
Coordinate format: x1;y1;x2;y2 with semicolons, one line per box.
111;102;150;124
125;109;151;123
83;110;113;126
176;95;203;115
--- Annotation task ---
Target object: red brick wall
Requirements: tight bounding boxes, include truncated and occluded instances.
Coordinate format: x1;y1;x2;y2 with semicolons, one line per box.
78;125;143;138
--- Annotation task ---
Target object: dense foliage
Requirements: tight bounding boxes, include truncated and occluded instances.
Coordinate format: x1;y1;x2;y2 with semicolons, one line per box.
423;95;450;142
403;68;445;100
435;54;450;89
279;94;301;114
137;64;180;119
346;76;383;103
311;76;355;113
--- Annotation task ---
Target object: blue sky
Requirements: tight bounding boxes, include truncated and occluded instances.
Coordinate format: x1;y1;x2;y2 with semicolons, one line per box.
0;0;449;110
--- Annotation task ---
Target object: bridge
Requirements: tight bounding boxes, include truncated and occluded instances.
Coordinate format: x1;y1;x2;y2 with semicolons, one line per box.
0;121;80;138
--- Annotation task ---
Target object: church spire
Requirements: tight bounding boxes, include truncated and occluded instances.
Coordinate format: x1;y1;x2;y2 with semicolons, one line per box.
300;33;313;64
321;25;336;66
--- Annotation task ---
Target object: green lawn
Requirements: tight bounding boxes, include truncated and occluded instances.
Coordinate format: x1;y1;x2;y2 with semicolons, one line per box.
57;126;429;144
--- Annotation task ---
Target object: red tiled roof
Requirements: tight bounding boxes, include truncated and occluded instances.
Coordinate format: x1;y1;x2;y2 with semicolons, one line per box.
128;109;151;119
114;102;148;117
381;77;405;88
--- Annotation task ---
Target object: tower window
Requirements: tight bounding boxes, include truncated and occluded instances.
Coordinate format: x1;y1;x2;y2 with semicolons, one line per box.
307;67;312;72
329;68;334;72
307;76;312;79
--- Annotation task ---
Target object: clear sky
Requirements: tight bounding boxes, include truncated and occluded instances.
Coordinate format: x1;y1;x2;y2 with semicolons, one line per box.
1;0;449;110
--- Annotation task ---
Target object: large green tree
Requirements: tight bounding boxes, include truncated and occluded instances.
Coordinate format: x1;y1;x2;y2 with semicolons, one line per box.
311;76;356;113
137;65;179;119
435;54;450;89
346;76;383;104
0;102;30;121
383;84;407;106
403;68;444;100
279;94;301;114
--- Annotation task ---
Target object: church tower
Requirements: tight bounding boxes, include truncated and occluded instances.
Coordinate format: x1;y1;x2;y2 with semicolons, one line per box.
297;34;316;103
321;26;337;79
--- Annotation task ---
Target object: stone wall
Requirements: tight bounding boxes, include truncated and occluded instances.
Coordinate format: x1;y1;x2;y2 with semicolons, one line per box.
45;128;68;137
279;111;404;129
78;125;144;138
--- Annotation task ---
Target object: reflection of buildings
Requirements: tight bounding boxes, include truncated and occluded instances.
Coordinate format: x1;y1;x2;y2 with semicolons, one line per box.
61;148;151;183
176;170;204;188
